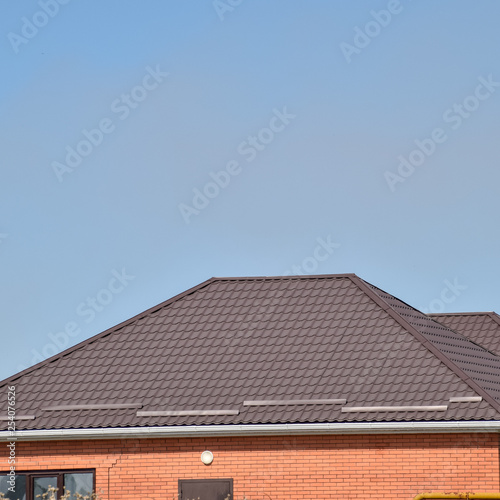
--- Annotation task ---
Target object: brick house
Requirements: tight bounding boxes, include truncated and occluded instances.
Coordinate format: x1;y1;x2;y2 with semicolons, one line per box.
1;274;500;500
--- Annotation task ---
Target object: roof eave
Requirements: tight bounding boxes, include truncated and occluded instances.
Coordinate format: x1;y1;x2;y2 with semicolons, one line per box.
4;421;500;441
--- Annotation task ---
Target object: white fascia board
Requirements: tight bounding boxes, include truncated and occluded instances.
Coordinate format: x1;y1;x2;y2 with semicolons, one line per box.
3;421;500;441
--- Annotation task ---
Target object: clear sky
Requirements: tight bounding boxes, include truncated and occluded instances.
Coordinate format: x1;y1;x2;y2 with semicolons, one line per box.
1;0;499;381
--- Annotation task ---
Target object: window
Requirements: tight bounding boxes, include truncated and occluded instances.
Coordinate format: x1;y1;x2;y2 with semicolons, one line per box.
63;473;93;500
0;470;94;500
0;474;26;500
178;479;233;500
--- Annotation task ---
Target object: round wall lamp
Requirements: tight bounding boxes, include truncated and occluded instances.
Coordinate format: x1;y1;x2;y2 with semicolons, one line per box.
200;450;214;465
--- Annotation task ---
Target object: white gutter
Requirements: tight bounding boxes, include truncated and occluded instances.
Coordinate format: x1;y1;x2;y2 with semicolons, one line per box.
2;421;500;441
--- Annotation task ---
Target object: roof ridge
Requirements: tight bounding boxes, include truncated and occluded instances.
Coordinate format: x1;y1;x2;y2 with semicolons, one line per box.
0;276;219;386
487;312;500;327
349;276;500;415
211;273;358;281
428;312;497;317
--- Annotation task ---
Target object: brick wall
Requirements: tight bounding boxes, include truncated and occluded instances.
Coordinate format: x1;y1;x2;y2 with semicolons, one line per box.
2;433;499;500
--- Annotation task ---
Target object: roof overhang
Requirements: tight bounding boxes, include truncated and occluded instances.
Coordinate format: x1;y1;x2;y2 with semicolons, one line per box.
3;421;500;441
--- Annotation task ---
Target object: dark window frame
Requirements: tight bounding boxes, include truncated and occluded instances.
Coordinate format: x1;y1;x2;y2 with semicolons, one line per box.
178;478;233;500
0;469;95;500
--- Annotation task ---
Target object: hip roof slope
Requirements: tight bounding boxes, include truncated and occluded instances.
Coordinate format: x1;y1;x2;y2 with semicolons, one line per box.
2;274;500;431
429;312;500;357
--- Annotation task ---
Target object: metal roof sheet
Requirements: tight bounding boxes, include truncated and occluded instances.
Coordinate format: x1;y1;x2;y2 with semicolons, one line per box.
430;312;500;356
2;274;500;431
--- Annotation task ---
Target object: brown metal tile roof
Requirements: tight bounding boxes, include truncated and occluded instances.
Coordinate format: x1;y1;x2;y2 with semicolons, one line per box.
429;312;500;356
2;274;500;431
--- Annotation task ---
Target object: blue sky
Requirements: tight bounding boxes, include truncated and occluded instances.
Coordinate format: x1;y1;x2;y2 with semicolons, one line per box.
1;0;499;380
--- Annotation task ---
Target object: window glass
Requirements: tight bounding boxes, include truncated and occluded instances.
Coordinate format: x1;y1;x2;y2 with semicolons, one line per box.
0;474;27;500
63;474;93;500
0;471;93;500
33;477;58;500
